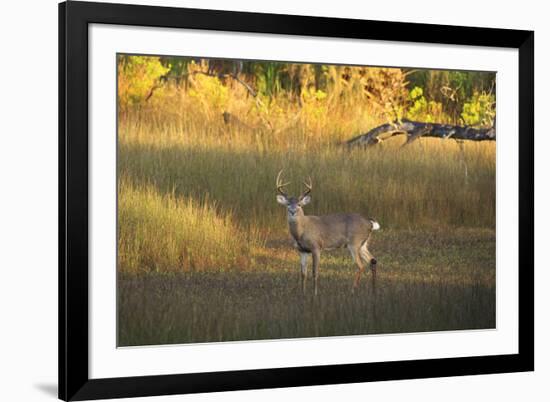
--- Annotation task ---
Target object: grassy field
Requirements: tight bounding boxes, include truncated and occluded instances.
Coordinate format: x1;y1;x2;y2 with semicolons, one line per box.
117;65;496;346
118;228;495;346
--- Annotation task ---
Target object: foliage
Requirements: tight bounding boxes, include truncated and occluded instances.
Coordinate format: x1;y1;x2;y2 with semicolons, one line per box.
118;54;497;129
255;63;283;97
160;56;191;80
117;55;170;111
360;67;409;121
407;69;495;122
406;86;445;123
187;63;230;115
301;87;329;133
460;92;496;127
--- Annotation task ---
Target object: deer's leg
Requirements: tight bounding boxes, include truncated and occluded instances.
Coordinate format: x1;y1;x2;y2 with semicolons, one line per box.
348;245;365;290
360;242;377;286
300;252;308;294
311;249;320;296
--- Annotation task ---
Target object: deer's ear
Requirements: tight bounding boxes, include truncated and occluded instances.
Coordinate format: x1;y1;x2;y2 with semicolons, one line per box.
276;195;289;205
299;195;311;206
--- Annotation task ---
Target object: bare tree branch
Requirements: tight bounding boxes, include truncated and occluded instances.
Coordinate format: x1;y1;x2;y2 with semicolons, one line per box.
346;119;496;148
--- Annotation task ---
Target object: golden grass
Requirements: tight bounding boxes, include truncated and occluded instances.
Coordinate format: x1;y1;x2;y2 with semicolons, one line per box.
118;177;263;273
118;76;495;273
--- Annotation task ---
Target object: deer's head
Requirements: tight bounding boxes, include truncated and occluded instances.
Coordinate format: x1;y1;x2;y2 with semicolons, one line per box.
275;170;312;220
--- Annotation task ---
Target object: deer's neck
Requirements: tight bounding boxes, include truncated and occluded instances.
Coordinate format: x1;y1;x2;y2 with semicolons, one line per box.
288;215;306;241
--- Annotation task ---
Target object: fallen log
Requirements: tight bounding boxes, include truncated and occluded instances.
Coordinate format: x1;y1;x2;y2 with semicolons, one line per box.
346;119;496;148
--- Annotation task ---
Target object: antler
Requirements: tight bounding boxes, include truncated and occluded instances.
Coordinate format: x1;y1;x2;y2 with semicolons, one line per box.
300;176;313;199
276;170;290;197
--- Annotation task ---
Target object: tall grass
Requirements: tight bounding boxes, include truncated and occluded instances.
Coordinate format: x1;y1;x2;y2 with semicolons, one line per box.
118;177;263;273
118;73;495;273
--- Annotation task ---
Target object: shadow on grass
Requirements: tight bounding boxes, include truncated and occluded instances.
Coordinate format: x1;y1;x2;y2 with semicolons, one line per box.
118;141;496;230
118;250;496;347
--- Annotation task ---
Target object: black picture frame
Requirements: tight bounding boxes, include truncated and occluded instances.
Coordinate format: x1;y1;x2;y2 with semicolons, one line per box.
59;1;534;400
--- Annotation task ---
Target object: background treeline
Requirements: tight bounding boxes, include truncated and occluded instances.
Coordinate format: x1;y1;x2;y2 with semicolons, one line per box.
118;55;496;129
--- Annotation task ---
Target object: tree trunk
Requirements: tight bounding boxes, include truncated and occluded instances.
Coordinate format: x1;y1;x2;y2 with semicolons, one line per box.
346;119;496;148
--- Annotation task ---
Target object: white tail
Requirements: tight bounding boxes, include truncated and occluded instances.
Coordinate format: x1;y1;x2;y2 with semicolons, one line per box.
276;170;380;294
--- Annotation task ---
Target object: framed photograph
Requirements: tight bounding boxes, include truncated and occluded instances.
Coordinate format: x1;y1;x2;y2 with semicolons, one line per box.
59;1;534;400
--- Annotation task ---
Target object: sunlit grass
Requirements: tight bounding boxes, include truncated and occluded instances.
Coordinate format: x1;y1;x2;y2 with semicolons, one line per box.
119;111;495;259
118;177;264;273
118;101;495;272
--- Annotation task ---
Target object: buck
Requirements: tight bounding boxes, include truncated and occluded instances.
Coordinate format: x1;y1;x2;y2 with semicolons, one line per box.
276;171;380;295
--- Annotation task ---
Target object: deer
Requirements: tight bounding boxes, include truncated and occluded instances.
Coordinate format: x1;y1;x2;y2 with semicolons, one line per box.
276;170;380;295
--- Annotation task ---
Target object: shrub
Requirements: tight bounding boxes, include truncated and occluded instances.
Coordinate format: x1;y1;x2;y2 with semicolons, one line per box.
117;55;170;111
406;86;445;123
461;92;496;127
